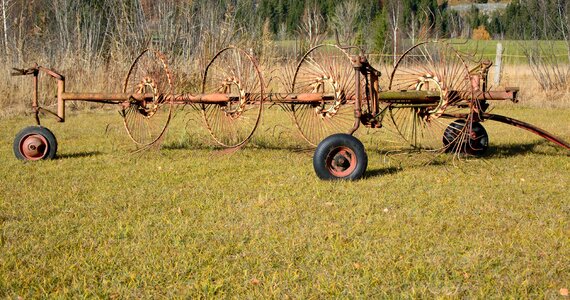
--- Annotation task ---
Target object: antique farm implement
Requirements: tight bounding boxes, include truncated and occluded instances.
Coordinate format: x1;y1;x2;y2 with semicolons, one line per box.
11;41;570;180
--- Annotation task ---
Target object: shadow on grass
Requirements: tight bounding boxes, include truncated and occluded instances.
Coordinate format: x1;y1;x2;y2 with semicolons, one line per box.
160;137;570;160
250;144;314;153
486;140;569;157
0;213;21;223
364;166;401;179
161;142;213;151
162;140;315;153
57;151;102;159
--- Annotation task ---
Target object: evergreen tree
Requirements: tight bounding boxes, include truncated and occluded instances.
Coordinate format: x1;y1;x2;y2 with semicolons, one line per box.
372;7;389;53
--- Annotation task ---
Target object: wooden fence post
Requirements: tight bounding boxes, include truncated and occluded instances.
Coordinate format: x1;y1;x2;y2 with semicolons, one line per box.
494;42;503;86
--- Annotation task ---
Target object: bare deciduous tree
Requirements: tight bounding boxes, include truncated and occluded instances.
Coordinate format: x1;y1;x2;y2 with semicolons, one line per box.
521;0;570;93
298;2;326;48
446;10;464;39
556;0;570;61
331;0;361;45
524;43;570;92
386;0;402;65
1;0;9;59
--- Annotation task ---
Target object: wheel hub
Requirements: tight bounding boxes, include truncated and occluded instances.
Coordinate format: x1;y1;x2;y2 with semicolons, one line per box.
327;147;357;177
333;154;350;170
220;76;246;118
310;75;344;118
21;134;47;160
133;77;159;118
415;75;446;120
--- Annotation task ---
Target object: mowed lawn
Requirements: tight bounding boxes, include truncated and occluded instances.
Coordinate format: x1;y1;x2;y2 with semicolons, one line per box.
0;105;569;298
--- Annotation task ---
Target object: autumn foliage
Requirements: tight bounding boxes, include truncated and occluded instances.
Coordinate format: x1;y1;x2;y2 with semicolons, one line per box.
472;25;491;40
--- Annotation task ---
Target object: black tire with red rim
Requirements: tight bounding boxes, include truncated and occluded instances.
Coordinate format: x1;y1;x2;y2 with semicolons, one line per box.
13;126;58;161
313;134;368;180
443;120;489;156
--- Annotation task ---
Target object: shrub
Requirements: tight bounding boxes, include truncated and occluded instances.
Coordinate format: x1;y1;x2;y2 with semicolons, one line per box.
472;25;491;40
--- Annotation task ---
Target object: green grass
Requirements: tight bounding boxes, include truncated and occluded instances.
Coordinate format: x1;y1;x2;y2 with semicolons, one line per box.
273;39;570;65
0;106;569;298
447;39;570;64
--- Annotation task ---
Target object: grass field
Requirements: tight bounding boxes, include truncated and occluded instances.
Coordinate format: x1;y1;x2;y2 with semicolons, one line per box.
0;105;569;297
449;40;570;64
274;39;570;65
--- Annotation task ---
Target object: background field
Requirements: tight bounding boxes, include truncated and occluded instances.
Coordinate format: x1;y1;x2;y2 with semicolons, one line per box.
450;40;570;64
1;105;569;297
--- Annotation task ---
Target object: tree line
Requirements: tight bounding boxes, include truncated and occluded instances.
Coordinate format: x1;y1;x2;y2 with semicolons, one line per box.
1;0;569;65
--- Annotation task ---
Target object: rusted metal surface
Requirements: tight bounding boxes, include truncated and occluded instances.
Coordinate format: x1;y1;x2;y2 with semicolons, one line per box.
18;134;48;160
326;146;357;178
33;71;39;125
350;60;362;135
62;92;153;102
377;91;441;103
442;112;570;150
172;93;337;104
267;93;336;103
474;90;518;101
57;80;65;121
57;90;516;106
482;113;570;150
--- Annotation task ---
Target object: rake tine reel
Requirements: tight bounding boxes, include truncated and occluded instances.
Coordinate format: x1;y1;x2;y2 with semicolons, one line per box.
122;49;174;149
200;46;265;148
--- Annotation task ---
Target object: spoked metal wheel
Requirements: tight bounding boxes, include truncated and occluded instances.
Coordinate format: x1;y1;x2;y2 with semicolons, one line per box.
201;46;264;148
388;41;476;153
122;49;173;148
291;44;364;147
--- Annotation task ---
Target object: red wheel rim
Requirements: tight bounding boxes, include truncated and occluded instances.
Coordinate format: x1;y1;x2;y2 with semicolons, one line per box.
325;146;357;177
19;134;48;160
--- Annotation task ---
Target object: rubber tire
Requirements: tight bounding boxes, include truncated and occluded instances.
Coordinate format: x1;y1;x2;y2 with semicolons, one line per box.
13;126;58;160
443;120;488;156
313;133;368;180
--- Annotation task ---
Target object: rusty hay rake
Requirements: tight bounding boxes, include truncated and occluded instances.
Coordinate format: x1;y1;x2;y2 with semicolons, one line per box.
10;41;570;180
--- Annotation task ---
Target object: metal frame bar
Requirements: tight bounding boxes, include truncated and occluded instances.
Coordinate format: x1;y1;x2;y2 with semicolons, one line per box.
11;63;519;131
